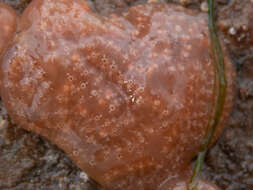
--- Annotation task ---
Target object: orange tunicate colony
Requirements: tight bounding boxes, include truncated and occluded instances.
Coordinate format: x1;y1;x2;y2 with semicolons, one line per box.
0;3;17;57
0;0;235;190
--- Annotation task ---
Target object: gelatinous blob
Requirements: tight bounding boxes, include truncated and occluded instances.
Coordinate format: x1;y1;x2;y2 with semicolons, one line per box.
0;3;17;96
0;3;17;57
0;0;235;190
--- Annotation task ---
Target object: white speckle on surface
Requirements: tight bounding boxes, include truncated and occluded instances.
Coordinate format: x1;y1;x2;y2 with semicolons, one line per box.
228;27;237;35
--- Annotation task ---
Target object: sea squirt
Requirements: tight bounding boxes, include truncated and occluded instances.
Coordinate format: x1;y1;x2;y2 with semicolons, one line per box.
0;0;235;189
0;3;17;57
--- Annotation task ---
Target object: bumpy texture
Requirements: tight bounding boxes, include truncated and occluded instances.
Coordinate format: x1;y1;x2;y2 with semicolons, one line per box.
0;0;235;190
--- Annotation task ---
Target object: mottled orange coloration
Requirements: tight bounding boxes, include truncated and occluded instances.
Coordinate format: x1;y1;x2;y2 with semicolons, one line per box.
0;0;235;190
0;3;17;57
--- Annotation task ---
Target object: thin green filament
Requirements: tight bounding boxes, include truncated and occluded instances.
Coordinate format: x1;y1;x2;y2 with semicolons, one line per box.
188;0;227;189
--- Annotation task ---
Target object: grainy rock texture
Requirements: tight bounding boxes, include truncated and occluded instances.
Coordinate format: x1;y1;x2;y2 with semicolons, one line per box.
0;0;252;190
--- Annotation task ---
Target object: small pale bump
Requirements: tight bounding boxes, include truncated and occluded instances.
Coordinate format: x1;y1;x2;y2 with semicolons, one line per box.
185;44;192;51
91;90;98;97
99;130;108;138
168;66;176;72
136;96;144;105
94;115;101;121
71;53;81;62
182;52;189;58
80;82;87;89
154;99;161;106
109;104;116;112
161;121;169;128
175;25;182;32
73;149;80;156
63;84;70;92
